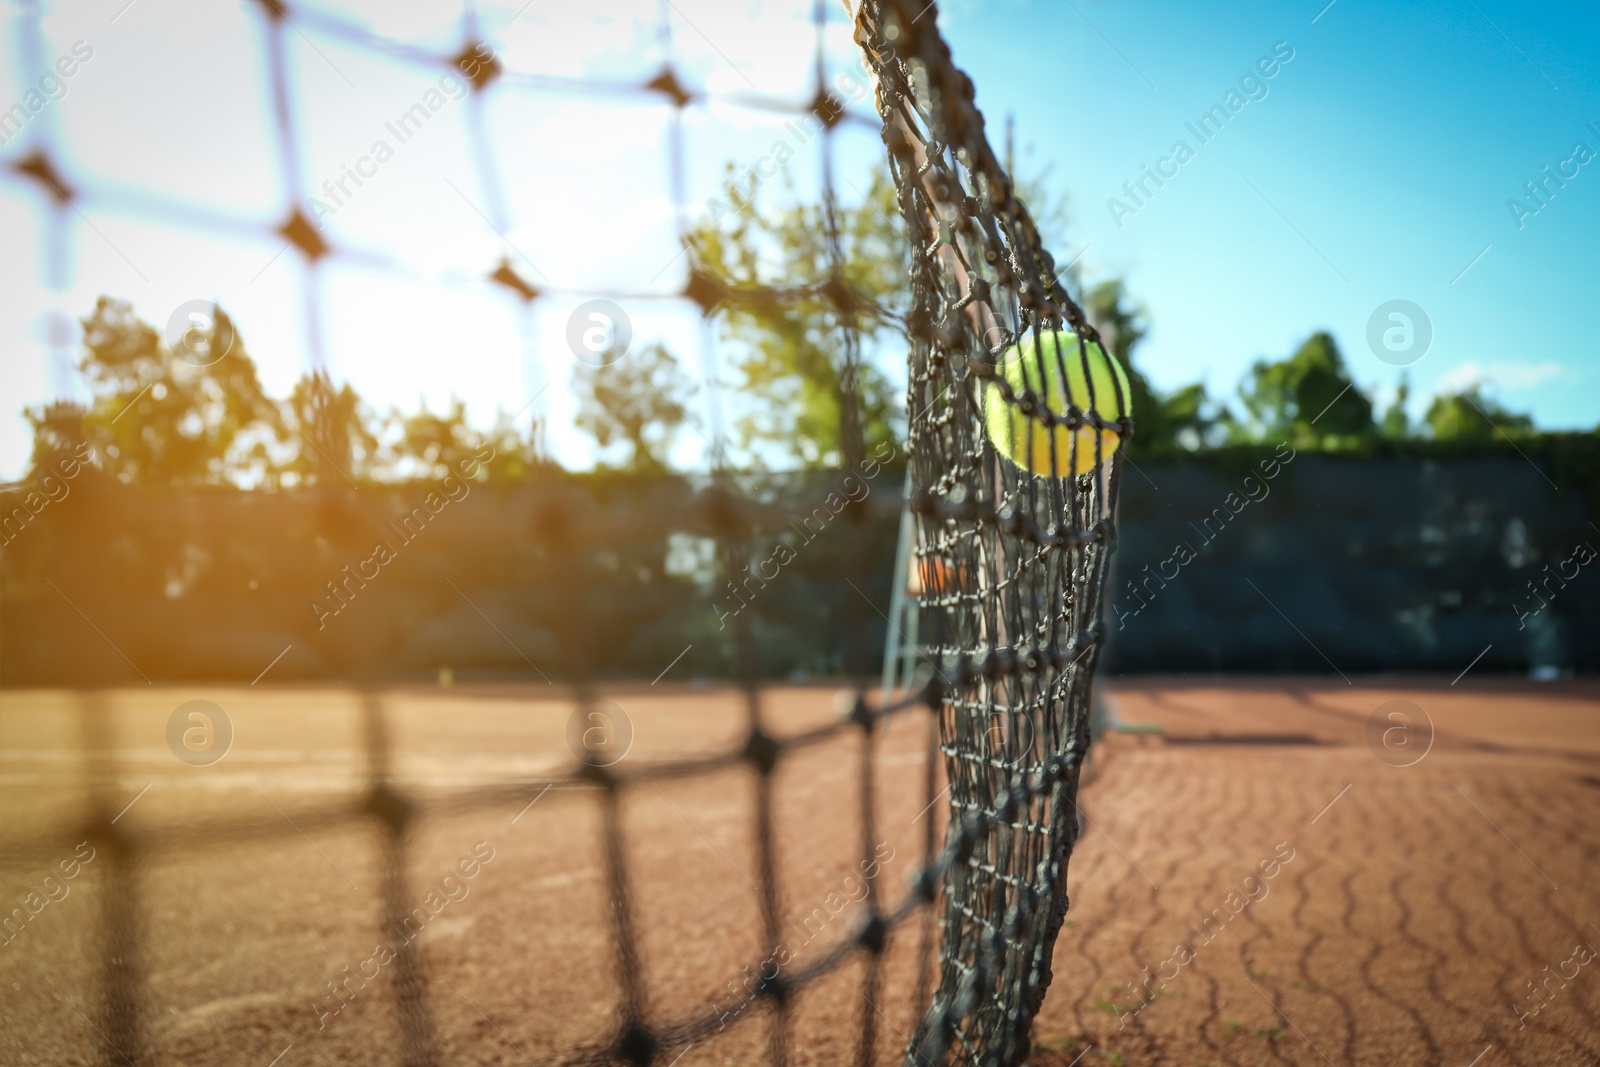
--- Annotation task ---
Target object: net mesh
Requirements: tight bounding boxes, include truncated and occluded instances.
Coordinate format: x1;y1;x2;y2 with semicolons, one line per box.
851;2;1127;1063
2;0;1125;1064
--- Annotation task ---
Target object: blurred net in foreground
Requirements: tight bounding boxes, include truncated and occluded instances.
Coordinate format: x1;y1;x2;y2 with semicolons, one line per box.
3;0;1126;1065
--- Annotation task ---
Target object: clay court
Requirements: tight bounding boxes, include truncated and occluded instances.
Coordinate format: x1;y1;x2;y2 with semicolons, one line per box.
3;678;1597;1067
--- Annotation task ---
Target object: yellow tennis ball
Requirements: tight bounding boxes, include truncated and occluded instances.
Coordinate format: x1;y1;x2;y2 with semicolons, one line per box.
983;329;1131;476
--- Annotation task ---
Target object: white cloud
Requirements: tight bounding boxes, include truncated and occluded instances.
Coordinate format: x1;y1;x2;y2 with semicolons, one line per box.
1434;360;1572;393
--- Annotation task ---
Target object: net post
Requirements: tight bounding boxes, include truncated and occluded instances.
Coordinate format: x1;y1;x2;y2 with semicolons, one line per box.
881;468;917;717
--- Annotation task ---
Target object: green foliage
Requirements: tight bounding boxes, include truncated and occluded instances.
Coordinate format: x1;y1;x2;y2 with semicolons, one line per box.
689;167;903;468
572;343;696;474
687;154;1072;467
24;296;531;488
1085;279;1219;452
1235;330;1374;443
1085;278;1154;429
476;417;547;481
1425;384;1535;441
33;297;285;486
23;399;96;478
394;396;488;480
283;371;381;484
24;277;1589;492
1381;373;1411;439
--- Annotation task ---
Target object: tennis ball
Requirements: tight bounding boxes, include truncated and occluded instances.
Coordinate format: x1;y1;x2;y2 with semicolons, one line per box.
982;329;1131;476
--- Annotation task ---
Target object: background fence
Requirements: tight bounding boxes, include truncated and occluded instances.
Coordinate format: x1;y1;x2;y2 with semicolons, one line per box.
1105;449;1598;675
4;449;1595;687
0;463;903;686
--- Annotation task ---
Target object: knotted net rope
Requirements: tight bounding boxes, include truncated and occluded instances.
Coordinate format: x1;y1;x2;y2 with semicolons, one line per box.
849;1;1129;1063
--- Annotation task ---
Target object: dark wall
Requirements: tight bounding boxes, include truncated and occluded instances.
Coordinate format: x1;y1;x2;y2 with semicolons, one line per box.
1102;452;1597;675
2;452;1594;686
0;467;903;687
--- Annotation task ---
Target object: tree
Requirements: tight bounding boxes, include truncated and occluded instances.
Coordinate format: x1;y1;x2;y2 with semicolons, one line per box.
573;343;696;474
391;397;482;481
23;399;95;479
475;414;548;480
1380;373;1411;439
690;167;903;468
27;295;559;488
1235;331;1374;442
29;297;285;486
282;370;382;485
687;151;1104;468
1425;385;1534;442
1084;279;1220;452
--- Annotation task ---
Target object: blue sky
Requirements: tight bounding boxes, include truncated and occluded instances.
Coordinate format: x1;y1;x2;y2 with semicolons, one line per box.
940;0;1600;428
1;0;1596;480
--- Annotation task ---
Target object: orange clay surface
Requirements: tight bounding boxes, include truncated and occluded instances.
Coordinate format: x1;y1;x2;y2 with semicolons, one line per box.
2;678;1598;1066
